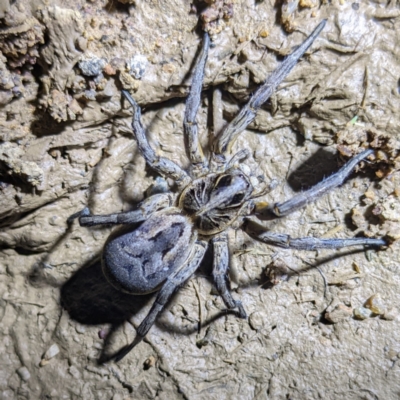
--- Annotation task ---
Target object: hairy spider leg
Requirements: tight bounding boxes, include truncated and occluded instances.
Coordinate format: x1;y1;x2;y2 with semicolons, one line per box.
74;193;174;226
243;222;387;250
212;19;327;164
271;149;374;217
115;240;208;362
184;32;210;175
212;233;247;318
245;149;387;249
122;90;191;188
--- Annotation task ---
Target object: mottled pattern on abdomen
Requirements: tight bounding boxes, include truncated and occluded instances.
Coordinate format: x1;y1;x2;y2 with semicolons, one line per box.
102;209;195;294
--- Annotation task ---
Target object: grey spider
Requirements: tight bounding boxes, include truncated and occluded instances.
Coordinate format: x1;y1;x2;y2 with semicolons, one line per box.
76;19;386;361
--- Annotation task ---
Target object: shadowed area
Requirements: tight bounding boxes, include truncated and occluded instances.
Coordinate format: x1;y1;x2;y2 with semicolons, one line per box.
287;148;338;191
60;259;153;325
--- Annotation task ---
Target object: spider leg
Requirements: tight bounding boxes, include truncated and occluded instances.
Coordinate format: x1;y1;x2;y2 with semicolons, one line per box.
213;19;326;158
212;233;247;318
184;32;210;175
115;240;208;362
69;193;174;227
122;90;191;188
244;220;387;250
268;149;373;217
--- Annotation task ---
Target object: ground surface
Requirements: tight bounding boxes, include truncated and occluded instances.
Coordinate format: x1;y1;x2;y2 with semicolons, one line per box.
0;0;400;399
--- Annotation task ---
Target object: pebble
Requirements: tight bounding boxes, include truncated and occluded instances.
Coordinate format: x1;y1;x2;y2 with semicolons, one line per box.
143;356;156;370
364;293;386;315
40;343;60;366
382;307;398;321
325;303;352;323
75;324;86;334
249;311;266;331
353;306;373;320
79;57;107;77
128;54;148;79
17;366;31;381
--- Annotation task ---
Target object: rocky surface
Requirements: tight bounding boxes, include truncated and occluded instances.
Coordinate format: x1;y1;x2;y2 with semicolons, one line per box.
0;0;399;399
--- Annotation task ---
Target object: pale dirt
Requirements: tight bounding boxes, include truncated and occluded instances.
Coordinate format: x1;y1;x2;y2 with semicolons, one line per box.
1;1;400;399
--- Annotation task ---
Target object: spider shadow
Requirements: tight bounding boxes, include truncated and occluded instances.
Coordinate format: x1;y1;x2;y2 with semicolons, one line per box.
286;147;339;192
83;102;170;210
60;257;154;363
257;147;378;231
59;245;237;363
60;258;149;325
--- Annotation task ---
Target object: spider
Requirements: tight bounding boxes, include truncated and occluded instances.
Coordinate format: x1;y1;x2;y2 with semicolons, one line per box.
75;19;386;360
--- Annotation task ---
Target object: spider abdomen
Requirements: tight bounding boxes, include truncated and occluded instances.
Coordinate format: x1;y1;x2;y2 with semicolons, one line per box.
102;209;195;294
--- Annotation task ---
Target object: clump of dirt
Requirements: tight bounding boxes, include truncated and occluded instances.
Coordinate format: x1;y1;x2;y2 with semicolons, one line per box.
198;0;234;36
336;123;400;175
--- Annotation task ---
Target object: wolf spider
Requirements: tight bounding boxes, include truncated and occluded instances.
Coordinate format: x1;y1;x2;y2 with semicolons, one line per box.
76;20;386;360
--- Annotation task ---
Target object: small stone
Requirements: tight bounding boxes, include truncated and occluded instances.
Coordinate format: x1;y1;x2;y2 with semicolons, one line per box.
68;365;81;379
17;366;31;381
79;56;107;76
128;55;148;79
382;199;400;222
249;311;266;331
143;356;156;370
40;343;60;366
325;304;352;323
76;37;88;51
364;293;386;315
103;63;116;75
385;347;399;361
119;70;139;91
101;80;115;98
353;306;373;320
83;89;97;101
98;328;108;339
75;324;86;334
382;307;398;321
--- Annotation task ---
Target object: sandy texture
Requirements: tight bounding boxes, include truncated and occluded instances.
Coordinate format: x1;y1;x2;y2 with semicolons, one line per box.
1;0;400;399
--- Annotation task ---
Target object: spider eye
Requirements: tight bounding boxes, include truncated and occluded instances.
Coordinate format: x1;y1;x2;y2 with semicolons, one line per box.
215;175;232;189
230;193;245;205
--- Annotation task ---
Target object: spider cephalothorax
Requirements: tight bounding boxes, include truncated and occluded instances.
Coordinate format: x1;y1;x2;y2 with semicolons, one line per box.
74;19;386;361
179;169;254;234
